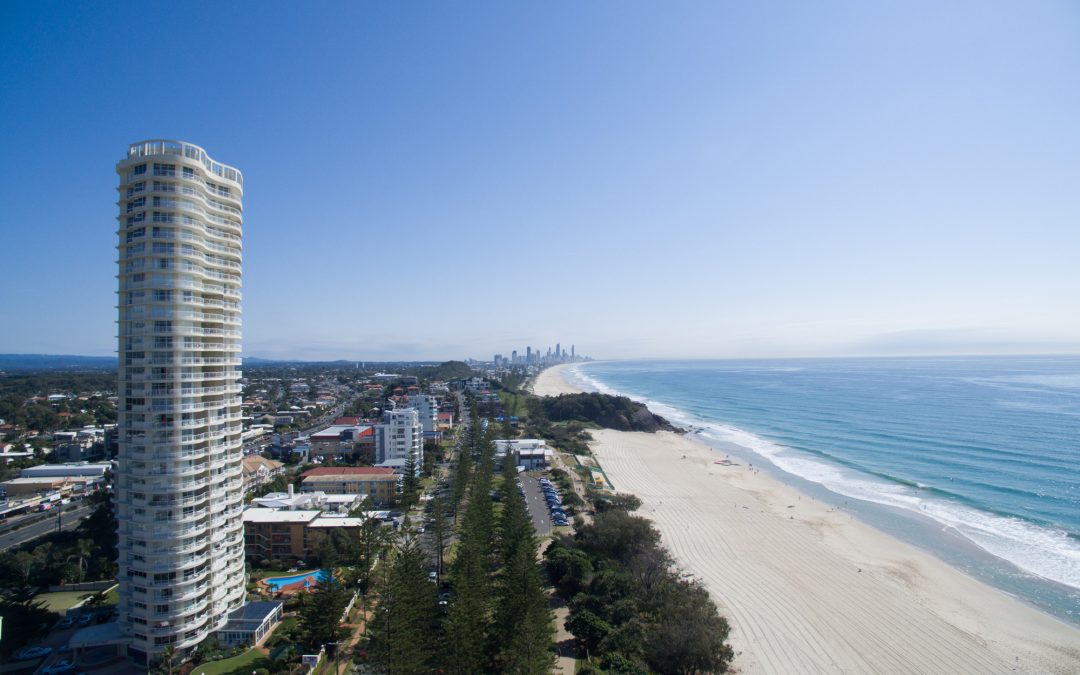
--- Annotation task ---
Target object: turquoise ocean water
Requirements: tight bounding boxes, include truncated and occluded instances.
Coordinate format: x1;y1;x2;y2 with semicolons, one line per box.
567;356;1080;624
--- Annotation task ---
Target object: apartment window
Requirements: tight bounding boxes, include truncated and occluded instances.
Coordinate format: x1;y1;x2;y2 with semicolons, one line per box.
126;213;146;226
127;182;145;197
183;166;195;179
153;290;173;302
134;163;146;175
131;273;145;283
153;163;176;177
127;197;146;213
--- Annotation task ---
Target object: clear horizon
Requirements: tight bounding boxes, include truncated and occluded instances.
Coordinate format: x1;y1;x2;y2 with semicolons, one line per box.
2;2;1078;361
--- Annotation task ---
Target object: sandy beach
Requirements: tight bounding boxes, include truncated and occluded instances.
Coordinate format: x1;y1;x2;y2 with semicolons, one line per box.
533;364;1080;674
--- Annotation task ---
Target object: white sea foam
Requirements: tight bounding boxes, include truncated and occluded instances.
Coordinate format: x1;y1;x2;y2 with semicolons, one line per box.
703;421;1080;590
572;366;1080;591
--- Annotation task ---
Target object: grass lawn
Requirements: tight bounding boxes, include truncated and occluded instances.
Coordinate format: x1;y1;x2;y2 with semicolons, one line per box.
191;648;266;675
35;591;90;612
104;586;119;605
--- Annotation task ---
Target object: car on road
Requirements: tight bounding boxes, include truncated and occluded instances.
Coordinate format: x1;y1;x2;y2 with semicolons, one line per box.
428;571;438;582
14;646;53;660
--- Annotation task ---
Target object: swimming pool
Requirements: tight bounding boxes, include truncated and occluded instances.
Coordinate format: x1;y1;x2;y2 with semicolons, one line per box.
261;569;329;592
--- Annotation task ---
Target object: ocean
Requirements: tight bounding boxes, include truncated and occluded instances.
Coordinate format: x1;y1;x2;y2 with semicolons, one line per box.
566;356;1080;625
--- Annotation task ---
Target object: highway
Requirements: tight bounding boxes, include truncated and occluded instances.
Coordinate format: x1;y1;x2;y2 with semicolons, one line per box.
0;502;93;549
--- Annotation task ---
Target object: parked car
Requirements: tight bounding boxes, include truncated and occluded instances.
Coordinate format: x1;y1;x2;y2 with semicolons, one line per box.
14;646;53;660
77;613;94;626
42;660;75;675
58;615;75;629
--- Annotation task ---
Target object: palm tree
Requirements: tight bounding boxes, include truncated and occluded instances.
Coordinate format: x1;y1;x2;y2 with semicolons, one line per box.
70;538;95;582
162;644;175;675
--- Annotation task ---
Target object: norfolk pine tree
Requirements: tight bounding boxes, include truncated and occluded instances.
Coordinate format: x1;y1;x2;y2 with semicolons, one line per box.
493;453;555;673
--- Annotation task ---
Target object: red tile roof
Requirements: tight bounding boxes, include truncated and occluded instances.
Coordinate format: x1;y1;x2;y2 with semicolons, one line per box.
301;466;395;478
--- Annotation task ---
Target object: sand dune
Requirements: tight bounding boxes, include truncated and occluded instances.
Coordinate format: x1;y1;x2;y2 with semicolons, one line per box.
534;365;1080;674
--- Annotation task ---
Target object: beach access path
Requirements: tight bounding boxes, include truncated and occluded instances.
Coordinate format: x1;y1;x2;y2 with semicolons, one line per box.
533;364;1080;675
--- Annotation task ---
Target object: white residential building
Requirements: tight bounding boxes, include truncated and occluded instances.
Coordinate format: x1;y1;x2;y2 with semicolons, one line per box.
406;394;438;434
374;408;422;473
495;439;552;470
115;140;247;664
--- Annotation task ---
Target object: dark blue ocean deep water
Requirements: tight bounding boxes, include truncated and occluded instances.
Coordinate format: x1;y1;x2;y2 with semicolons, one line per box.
569;356;1080;624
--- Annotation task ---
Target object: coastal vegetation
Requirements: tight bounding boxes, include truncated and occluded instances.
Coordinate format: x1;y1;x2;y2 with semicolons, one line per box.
545;500;734;674
535;393;678;433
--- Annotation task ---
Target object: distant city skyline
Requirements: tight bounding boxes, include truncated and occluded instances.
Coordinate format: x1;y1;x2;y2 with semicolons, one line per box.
2;2;1078;361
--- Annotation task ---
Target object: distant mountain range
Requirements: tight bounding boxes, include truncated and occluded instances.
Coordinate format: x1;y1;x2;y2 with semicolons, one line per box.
0;354;450;372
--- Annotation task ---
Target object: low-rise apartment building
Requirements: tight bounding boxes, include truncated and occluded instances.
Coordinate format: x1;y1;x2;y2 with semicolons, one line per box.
299;466;399;503
241;455;285;494
242;509;380;562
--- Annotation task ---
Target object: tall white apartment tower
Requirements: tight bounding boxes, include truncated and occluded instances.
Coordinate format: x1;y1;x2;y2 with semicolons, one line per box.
115;140;247;664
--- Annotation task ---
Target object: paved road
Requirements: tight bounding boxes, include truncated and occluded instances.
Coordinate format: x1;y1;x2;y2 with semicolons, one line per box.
0;503;92;549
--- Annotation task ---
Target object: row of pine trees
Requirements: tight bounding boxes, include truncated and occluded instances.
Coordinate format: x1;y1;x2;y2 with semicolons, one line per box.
365;408;555;674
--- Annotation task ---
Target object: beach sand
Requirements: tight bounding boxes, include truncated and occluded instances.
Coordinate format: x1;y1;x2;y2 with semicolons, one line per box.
533;364;1080;674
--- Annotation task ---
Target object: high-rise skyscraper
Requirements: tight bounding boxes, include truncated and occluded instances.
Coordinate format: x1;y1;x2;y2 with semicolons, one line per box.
115;140;247;664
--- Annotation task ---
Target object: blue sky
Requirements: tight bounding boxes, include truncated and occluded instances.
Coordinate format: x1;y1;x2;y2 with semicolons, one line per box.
1;1;1078;360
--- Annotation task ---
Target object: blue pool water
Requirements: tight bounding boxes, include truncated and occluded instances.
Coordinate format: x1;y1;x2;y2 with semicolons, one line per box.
262;569;329;592
569;356;1080;624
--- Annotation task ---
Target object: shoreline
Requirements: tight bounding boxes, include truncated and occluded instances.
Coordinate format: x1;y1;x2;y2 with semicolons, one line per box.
533;364;1080;674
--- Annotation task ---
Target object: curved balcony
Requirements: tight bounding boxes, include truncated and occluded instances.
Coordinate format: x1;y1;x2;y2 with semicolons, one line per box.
125;139;243;187
141;521;208;541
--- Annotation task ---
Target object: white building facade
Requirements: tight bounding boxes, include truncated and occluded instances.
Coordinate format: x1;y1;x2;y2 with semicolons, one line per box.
115;140;247;664
375;408;423;472
406;394;438;434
